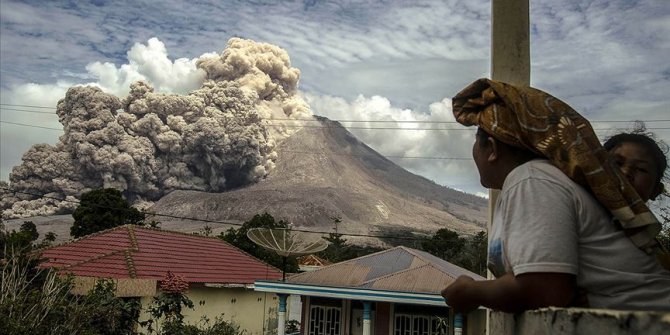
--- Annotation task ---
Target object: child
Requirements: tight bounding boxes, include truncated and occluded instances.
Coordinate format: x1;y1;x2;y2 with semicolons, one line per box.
603;131;667;203
604;130;670;273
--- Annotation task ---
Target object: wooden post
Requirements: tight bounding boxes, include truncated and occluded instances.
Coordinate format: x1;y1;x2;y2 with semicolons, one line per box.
487;0;530;334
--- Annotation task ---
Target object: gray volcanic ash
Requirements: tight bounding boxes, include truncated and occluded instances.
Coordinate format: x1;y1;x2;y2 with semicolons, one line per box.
1;38;312;218
151;117;487;238
1;37;486;239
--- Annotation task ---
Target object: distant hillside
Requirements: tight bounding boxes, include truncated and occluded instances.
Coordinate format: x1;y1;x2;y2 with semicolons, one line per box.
151;117;487;241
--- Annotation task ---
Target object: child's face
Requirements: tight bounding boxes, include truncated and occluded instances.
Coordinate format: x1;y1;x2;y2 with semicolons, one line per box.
610;142;661;201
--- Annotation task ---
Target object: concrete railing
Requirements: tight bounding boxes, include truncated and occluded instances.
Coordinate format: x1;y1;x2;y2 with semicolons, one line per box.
489;307;670;335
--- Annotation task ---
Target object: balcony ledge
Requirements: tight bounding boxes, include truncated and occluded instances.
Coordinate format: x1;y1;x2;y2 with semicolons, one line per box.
489;307;670;335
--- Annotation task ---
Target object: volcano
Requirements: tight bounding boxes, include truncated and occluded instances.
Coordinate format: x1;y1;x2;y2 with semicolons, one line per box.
150;117;487;241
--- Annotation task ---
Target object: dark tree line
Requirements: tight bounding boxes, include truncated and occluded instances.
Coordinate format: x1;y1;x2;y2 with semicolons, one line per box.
220;213;487;276
218;213;300;273
70;188;145;238
421;229;488;276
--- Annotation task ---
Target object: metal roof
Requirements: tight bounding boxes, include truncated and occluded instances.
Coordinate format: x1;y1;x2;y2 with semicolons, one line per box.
40;225;282;284
286;246;485;295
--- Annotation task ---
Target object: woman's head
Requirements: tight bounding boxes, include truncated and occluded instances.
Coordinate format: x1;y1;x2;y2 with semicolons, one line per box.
604;132;667;202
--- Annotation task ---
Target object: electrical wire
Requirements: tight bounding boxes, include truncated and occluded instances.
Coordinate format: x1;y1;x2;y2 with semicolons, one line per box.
1;187;469;241
2;104;669;124
3;119;669;133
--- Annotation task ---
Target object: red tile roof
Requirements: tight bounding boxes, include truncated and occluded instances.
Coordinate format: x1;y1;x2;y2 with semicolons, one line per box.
40;225;282;284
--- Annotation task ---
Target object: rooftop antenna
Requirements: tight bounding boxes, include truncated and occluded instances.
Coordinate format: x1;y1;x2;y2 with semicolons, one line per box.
247;228;329;281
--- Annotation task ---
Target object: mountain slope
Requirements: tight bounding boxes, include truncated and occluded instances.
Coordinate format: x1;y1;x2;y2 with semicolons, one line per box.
151;117;487;239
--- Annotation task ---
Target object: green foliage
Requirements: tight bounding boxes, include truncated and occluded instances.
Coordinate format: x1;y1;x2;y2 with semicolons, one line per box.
421;228;488;277
285;319;300;334
657;189;670;251
84;279;142;335
0;221;50;292
196;224;213;237
0;247;141;335
219;213;299;272
19;221;38;242
659;205;670;251
317;232;383;263
43;231;57;244
145;291;195;327
0;221;40;257
465;231;488;276
141;274;243;335
317;233;348;263
197;315;244;335
421;228;466;261
0;246;236;335
71;188;145;238
0;251;77;335
315;217;383;263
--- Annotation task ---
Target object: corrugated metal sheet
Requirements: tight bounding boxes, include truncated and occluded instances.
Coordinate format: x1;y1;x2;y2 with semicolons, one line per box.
355;247;414;281
287;246;485;294
368;265;455;294
40;225;283;284
407;248;484;280
289;263;371;286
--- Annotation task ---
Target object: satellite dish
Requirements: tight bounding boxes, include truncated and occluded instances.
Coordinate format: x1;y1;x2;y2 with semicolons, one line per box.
247;228;329;280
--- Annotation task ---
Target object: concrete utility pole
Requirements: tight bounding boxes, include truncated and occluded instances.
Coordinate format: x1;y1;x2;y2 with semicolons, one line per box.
491;0;531;85
487;0;530;334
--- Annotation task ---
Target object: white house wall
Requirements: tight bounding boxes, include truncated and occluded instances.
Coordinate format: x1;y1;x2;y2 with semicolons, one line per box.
138;286;281;335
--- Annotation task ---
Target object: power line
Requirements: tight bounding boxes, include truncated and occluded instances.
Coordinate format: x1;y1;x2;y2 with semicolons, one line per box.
0;120;475;160
0;121;63;131
0;126;473;160
3;119;669;133
278;150;471;160
2;103;669;124
1;187;465;241
0;107;56;114
0;103;55;109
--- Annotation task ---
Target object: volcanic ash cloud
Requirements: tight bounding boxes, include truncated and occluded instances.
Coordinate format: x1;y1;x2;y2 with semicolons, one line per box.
1;38;313;219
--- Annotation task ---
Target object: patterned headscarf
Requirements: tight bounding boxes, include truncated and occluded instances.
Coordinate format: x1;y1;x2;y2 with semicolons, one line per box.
452;78;662;255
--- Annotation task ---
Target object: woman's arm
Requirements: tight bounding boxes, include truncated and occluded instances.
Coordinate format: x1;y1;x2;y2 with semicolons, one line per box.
441;272;576;313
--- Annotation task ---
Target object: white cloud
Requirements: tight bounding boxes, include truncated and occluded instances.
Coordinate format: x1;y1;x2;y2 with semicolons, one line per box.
0;38;212;180
84;38;208;96
1;0;668;196
304;93;485;195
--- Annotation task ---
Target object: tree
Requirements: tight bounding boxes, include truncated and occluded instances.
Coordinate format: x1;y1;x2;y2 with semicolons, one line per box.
81;279;142;335
318;232;349;263
219;213;299;272
421;228;467;262
420;228;488;276
70;188;145;238
314;217;383;263
1;221;40;257
461;231;488;276
317;232;383;263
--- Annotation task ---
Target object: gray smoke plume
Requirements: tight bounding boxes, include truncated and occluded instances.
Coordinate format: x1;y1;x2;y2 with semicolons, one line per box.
1;38;313;219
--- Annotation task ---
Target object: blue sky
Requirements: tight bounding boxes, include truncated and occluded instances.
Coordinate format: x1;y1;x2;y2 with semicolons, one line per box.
1;0;669;197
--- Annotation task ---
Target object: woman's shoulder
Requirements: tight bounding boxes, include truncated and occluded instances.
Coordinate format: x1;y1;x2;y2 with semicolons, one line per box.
505;159;571;188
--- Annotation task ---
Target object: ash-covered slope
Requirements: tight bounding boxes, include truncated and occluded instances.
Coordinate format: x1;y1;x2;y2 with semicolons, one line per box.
152;117;487;237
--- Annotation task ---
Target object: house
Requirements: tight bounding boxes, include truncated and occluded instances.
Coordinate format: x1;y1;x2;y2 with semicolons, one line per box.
39;224;284;334
298;254;331;272
255;246;487;335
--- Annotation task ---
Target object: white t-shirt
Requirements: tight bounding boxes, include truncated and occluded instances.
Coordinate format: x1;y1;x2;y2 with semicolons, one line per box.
487;159;670;311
